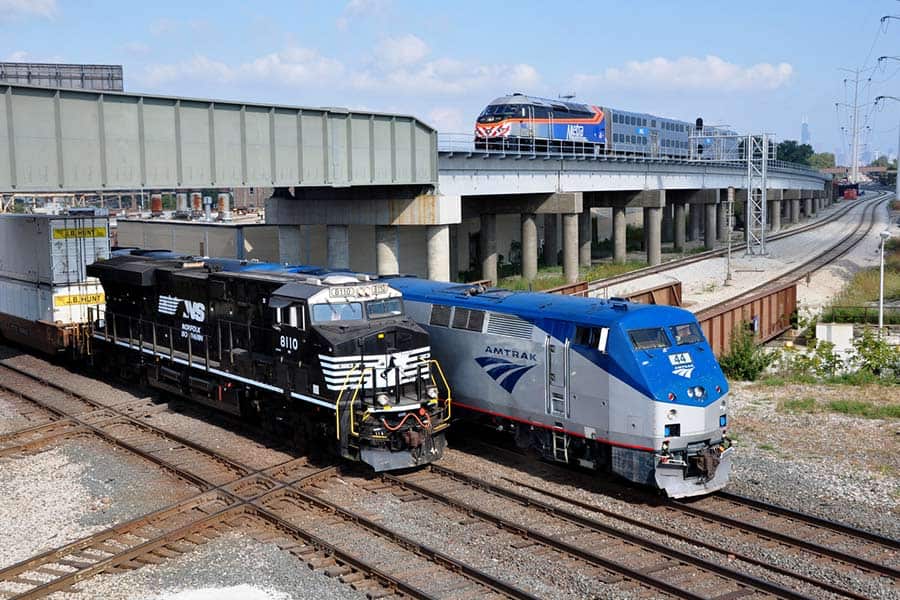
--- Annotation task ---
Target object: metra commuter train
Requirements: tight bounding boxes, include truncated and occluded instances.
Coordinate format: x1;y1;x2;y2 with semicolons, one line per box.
86;253;451;471
384;276;733;498
475;93;739;160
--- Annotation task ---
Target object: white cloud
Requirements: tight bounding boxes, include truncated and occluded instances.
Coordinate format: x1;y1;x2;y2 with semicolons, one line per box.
337;0;389;30
139;37;538;100
375;34;429;67
427;106;466;132
0;0;56;20
575;55;793;92
123;42;150;56
141;48;344;88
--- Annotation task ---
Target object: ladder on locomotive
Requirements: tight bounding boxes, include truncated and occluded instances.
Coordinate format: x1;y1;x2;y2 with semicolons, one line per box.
552;427;568;462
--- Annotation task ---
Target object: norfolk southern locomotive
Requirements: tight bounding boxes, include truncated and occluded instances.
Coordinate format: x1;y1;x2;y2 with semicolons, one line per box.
86;254;451;471
383;276;732;498
475;93;739;159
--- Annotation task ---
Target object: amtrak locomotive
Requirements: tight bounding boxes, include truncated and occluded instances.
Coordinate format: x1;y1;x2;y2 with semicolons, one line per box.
383;277;732;498
86;254;451;471
475;93;739;160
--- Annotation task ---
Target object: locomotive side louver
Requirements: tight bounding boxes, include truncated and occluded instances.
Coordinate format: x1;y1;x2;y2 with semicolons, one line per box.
485;312;533;340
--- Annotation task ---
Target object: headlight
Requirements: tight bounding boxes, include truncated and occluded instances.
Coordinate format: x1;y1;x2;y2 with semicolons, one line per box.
426;385;439;399
375;393;390;406
667;409;678;421
693;386;705;398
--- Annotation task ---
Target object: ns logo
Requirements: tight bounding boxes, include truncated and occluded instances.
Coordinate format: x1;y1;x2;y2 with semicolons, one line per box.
158;295;206;322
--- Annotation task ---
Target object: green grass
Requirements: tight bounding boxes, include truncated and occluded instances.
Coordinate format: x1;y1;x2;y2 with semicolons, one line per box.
823;237;900;323
781;397;816;412
498;260;646;291
827;400;900;419
758;443;776;451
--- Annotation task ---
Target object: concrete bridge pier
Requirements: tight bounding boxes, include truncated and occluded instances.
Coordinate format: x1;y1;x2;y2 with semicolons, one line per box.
646;205;662;265
426;225;451;282
767;189;782;232
375;225;399;275
327;225;350;270
689;203;702;242
480;213;498;284
704;202;717;249
804;193;814;219
449;225;459;282
521;213;538;281
613;205;627;263
579;207;592;268
562;213;579;283
662;203;674;243
674;200;687;252
784;189;801;224
544;214;559;265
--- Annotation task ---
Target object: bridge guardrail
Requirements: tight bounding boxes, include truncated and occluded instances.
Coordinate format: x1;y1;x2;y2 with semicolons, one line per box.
437;133;825;176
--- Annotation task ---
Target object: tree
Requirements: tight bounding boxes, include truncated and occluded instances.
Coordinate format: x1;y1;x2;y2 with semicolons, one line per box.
776;140;814;165
870;155;891;168
808;152;835;170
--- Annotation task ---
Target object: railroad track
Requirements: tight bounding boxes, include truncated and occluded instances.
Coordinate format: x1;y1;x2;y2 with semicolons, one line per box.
587;192;891;296
455;439;899;600
695;193;891;320
0;361;544;599
311;463;808;599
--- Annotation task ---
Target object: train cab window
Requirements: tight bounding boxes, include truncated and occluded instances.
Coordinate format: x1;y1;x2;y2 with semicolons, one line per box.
311;302;363;322
574;326;609;353
670;323;703;345
628;327;670;350
430;304;452;327
533;106;550;119
367;298;403;319
451;308;485;332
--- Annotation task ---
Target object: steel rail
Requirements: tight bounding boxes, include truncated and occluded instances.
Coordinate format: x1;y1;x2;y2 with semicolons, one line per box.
505;478;882;600
0;363;532;600
386;465;811;600
585;192;890;296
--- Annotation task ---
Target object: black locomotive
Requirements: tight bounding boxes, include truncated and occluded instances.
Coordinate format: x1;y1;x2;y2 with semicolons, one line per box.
86;254;450;470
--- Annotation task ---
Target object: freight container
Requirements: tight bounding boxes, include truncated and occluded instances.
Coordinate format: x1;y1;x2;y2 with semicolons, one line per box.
0;278;105;324
0;213;110;285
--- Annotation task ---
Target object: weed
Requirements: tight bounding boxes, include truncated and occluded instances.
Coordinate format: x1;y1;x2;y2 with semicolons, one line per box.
827;400;900;419
758;443;776;451
781;397;817;413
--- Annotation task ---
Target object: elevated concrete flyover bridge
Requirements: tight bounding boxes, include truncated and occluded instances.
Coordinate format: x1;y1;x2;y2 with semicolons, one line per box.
437;133;832;284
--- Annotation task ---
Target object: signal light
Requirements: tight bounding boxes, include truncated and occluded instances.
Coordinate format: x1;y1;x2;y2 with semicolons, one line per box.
719;415;727;428
667;392;676;401
377;333;385;339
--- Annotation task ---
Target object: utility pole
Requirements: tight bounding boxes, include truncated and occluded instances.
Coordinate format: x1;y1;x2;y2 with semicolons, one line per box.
837;68;869;183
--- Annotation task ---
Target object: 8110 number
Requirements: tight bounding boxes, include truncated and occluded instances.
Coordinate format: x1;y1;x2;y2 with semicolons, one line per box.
279;335;299;351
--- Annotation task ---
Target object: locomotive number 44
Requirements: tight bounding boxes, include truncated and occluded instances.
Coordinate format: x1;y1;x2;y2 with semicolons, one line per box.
279;335;299;351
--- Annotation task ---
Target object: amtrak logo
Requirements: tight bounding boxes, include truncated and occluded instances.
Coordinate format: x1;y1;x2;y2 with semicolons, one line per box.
669;352;694;378
158;295;206;322
475;353;536;394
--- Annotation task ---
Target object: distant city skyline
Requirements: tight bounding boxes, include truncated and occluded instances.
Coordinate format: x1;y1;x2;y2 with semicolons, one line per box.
0;0;897;157
800;118;810;145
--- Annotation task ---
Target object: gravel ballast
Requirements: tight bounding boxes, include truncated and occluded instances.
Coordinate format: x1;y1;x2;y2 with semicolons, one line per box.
50;532;367;600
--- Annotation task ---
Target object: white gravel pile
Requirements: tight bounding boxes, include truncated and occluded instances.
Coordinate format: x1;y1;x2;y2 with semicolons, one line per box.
0;446;106;569
52;532;366;600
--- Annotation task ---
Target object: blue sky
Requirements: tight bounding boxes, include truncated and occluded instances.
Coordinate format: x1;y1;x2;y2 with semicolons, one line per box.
2;0;899;162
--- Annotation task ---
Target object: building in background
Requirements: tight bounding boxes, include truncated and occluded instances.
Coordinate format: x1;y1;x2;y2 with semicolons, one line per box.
800;117;810;145
0;62;123;91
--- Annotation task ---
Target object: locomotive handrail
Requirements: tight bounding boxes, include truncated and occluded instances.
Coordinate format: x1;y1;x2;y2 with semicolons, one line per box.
335;362;366;440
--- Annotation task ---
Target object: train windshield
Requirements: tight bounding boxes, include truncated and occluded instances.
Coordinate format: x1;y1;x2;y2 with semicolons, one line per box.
628;327;670;350
367;298;403;319
311;302;364;322
479;104;526;121
670;323;703;345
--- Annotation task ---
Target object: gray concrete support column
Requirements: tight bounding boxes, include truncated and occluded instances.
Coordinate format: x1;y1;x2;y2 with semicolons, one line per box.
449;225;459;282
716;200;727;241
771;200;781;232
791;198;801;224
480;213;498;285
804;196;813;219
375;225;399;276
544;213;559;265
704;202;716;250
673;202;686;252
521;213;538;281
646;206;662;265
612;205;627;263
426;225;450;282
562;213;579;284
578;207;592;268
326;224;350;270
642;207;650;251
690;203;702;241
661;202;674;243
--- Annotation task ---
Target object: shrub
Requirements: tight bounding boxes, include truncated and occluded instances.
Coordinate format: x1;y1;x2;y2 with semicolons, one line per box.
719;322;778;381
850;327;900;377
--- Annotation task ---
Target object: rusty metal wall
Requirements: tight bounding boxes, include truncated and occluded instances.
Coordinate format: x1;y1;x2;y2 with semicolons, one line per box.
696;283;797;357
